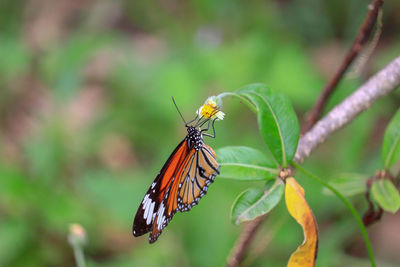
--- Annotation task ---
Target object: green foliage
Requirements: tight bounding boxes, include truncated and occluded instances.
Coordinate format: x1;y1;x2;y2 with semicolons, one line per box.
0;37;30;83
325;173;367;197
382;108;400;169
216;146;279;180
217;84;300;225
231;179;284;224
40;34;110;100
0;219;31;266
222;84;300;167
371;179;400;214
0;0;399;266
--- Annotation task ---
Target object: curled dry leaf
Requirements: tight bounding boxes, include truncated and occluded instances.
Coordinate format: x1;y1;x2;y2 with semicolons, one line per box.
285;178;318;267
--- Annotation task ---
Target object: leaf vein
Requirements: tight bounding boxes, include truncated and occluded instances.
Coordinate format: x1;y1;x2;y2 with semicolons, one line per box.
219;163;279;173
251;91;287;166
236;182;282;223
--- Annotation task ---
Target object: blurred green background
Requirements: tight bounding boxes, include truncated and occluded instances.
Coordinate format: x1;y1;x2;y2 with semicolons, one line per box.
0;0;400;266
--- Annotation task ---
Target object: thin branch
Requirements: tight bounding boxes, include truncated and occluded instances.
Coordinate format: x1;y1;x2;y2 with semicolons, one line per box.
226;216;265;267
303;0;384;133
226;54;400;266
295;55;400;163
347;9;383;79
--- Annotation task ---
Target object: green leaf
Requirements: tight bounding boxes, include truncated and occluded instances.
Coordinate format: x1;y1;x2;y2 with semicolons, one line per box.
216;146;279;181
324;173;367;197
371;179;400;213
231;179;284;224
382;109;400;169
223;84;300;167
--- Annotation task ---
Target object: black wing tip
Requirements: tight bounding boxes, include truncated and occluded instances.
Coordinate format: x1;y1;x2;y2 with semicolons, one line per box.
132;228;140;237
132;228;142;237
132;223;151;237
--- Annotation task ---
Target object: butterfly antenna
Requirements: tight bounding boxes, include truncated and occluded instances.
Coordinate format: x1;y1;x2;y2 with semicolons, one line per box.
172;96;187;125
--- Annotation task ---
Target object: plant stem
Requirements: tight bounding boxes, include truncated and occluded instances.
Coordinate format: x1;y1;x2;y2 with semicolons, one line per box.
292;162;376;267
218;92;257;113
72;243;86;267
227;54;400;266
303;0;384;132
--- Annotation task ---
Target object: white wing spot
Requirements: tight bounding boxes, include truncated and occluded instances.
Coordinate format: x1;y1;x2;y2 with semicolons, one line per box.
142;194;150;211
143;199;152;218
145;201;155;224
156;203;166;230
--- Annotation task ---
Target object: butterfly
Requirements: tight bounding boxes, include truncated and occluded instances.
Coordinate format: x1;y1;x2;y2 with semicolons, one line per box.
132;98;223;243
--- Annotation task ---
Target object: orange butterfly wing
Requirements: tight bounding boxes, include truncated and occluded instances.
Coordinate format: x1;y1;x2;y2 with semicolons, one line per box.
177;144;219;211
149;148;197;242
133;128;219;243
132;140;189;238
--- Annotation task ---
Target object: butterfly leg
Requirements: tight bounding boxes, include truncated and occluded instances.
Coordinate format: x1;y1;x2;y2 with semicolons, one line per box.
202;118;217;138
